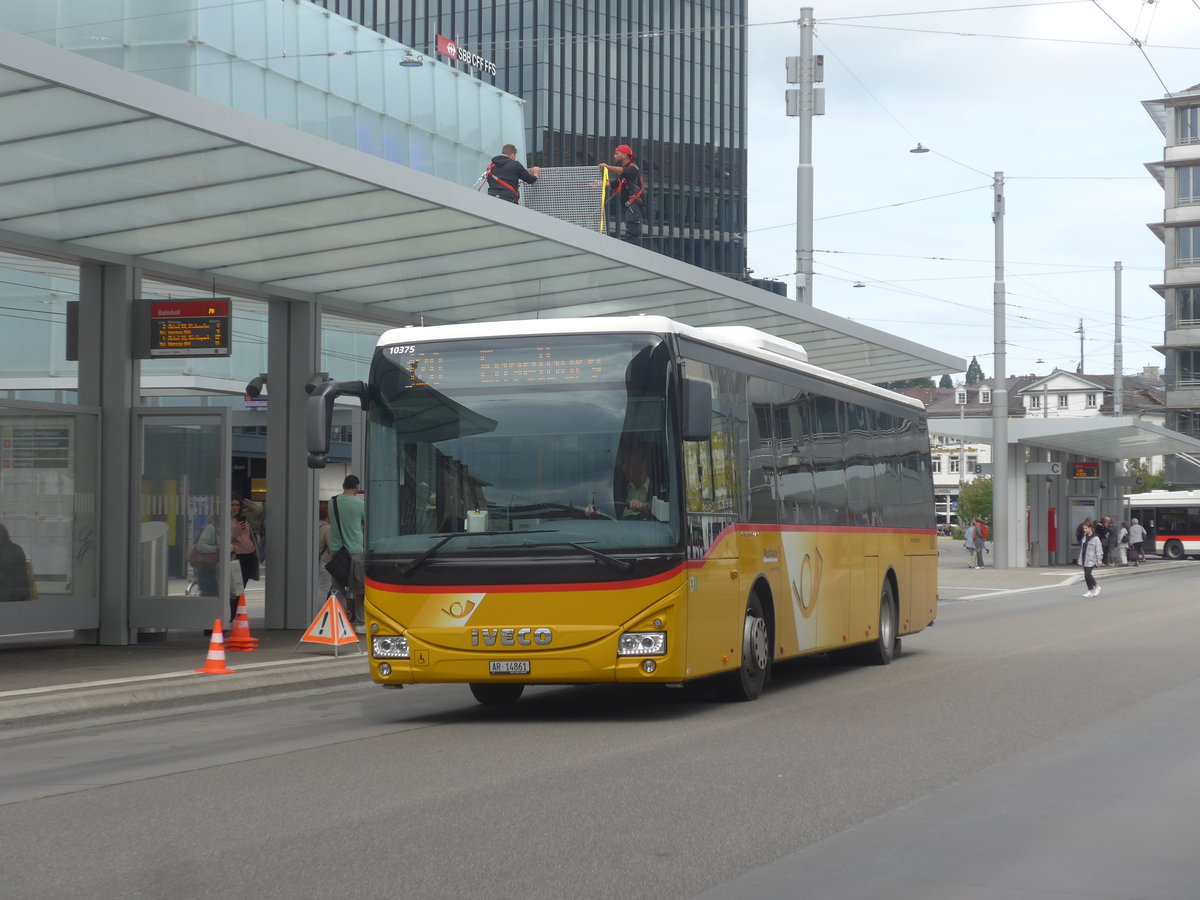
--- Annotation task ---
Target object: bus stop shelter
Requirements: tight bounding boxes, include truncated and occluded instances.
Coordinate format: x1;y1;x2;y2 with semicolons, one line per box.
929;415;1200;567
0;27;966;641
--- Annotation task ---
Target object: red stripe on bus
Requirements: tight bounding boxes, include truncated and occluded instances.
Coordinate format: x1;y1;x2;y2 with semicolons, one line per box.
368;564;687;595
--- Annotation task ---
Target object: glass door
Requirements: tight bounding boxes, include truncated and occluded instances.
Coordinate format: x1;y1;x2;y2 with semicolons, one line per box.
130;408;230;628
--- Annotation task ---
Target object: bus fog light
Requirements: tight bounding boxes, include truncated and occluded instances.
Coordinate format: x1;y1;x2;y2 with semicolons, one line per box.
373;635;410;659
378;663;392;677
617;632;667;656
641;659;657;674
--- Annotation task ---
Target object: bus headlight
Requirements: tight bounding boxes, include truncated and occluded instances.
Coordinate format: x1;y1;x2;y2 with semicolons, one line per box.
617;632;667;657
373;635;410;659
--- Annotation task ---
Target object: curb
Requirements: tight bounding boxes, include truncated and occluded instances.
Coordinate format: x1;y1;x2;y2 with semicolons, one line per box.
0;655;369;735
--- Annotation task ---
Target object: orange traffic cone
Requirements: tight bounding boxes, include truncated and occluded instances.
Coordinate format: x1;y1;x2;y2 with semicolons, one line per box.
225;594;259;651
195;619;236;674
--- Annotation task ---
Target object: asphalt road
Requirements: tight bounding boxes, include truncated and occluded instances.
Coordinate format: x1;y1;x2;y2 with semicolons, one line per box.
2;567;1199;899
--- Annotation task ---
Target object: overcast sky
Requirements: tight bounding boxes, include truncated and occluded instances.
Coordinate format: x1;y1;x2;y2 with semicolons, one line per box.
745;0;1200;381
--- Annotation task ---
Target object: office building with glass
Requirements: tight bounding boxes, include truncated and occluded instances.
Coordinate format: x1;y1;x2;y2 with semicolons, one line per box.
316;0;750;279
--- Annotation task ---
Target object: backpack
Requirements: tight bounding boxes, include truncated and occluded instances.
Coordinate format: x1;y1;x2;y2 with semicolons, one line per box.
980;522;989;540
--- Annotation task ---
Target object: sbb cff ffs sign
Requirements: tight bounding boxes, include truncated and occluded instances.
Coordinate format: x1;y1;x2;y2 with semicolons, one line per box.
136;299;231;358
435;34;497;75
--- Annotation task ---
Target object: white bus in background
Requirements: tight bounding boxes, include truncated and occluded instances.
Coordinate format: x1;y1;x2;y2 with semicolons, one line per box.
1125;491;1200;560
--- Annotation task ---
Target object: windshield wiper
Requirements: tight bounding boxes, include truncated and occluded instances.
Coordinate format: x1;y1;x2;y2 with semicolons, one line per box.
398;530;554;576
523;540;634;573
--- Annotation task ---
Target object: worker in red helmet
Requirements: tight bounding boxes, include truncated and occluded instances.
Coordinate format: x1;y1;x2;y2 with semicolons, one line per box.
597;144;645;244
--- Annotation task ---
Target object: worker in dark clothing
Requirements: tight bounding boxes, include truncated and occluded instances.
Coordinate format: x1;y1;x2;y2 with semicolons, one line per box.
486;144;540;203
598;144;645;243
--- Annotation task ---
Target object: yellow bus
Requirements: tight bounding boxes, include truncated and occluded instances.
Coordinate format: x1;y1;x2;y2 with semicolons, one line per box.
308;317;937;704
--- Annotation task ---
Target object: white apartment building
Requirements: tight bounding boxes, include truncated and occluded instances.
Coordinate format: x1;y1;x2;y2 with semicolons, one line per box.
1144;85;1200;485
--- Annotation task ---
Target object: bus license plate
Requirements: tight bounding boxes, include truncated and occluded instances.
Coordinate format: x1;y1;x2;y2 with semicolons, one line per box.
489;660;530;675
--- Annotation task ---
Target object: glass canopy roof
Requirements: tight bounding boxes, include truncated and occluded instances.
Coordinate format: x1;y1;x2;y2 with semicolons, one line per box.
0;27;966;384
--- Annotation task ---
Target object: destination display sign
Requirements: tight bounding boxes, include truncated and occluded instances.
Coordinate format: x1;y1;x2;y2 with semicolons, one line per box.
138;299;231;358
379;339;651;390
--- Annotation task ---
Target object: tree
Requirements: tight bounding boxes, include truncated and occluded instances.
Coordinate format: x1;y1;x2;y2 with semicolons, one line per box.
939;374;953;389
965;356;985;385
1126;458;1167;493
958;476;992;525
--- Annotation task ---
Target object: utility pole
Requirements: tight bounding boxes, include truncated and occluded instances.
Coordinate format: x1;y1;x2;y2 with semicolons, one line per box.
785;8;823;305
1075;318;1085;374
991;172;1009;568
1114;261;1123;416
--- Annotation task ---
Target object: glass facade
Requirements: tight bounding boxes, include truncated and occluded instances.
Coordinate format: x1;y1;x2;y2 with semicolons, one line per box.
3;0;527;187
316;0;749;278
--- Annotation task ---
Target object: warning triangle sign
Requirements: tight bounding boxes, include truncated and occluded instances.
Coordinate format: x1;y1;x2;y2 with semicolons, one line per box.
297;595;361;653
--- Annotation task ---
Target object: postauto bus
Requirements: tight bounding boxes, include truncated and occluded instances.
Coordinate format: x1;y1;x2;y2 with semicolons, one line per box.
307;317;938;704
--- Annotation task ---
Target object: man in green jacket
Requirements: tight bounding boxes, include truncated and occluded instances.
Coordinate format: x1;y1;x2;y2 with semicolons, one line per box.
329;474;366;623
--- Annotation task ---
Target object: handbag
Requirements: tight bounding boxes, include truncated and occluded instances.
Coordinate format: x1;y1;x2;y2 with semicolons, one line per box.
324;495;354;585
188;543;219;568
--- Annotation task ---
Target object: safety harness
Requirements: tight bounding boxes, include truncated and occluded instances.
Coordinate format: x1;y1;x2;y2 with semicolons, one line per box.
618;168;645;207
480;163;520;198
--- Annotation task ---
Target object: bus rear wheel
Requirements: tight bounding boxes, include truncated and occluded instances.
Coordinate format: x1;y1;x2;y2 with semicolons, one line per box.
1164;539;1185;561
723;593;770;701
862;581;898;666
469;683;525;705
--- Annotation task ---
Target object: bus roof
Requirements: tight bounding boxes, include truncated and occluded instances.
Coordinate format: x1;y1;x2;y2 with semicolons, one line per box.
1127;490;1200;504
378;316;925;411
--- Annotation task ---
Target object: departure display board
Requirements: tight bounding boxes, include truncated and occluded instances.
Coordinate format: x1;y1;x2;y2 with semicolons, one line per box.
1072;461;1099;479
139;299;231;358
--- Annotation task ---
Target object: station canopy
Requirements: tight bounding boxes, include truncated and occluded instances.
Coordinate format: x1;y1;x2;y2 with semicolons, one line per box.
929;415;1200;463
0;27;964;384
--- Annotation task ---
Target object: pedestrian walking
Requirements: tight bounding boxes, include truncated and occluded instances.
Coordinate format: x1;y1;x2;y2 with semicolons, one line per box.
1116;520;1130;566
0;523;32;602
329;474;367;624
597;144;646;243
1093;516;1110;565
1103;516;1119;566
230;496;260;621
317;501;333;605
963;517;987;569
1127;517;1146;565
1080;521;1103;597
484;144;540;203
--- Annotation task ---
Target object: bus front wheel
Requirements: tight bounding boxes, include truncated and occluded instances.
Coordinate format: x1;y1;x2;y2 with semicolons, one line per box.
1164;540;1185;561
469;683;525;705
724;593;770;701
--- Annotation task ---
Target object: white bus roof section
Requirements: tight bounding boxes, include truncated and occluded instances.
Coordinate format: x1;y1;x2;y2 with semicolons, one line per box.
0;28;965;384
382;315;926;410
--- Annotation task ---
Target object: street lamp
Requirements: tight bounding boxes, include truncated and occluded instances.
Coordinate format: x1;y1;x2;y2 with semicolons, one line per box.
912;148;1008;567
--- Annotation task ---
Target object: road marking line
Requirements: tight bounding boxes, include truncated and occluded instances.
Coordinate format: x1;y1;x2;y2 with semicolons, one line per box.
0;655;358;699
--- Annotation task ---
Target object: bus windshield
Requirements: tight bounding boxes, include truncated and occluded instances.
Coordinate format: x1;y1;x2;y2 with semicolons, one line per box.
365;333;679;559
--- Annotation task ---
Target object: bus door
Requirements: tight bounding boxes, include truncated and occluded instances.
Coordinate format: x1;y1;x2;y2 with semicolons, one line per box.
683;384;742;677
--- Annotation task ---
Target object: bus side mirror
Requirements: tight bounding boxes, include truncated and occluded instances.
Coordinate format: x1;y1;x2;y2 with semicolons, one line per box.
307;380;368;468
682;378;712;442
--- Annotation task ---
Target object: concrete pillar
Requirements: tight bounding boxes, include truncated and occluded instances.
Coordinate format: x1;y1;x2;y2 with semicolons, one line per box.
999;442;1027;569
265;300;320;629
77;263;139;645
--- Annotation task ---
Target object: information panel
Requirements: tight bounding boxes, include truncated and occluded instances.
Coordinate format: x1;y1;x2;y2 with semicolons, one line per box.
138;299;231;358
